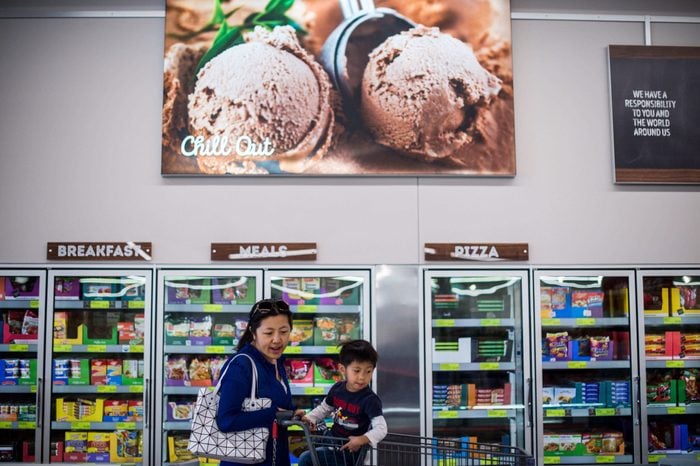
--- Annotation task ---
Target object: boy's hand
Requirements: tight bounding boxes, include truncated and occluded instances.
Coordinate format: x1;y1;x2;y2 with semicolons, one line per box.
293;409;306;420
340;435;369;452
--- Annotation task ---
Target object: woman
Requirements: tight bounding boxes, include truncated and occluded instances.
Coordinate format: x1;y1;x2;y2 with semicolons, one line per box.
217;298;302;466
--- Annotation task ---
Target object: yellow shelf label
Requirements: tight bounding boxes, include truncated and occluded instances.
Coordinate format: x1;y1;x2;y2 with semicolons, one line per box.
545;409;566;417
90;301;110;309
116;422;136;430
543;456;561;464
666;360;685;368
54;344;72;352
205;346;226;354
487;410;507;418
303;387;325;395
480;319;501;327
129;385;144;393
9;344;29;352
97;385;118;393
285;347;303;354
296;305;318;313
72;422;91;430
439;363;460;371
480;363;500;370
30;300;39;308
127;300;145;309
129;345;144;353
325;346;340;354
203;304;223;312
576;318;596;326
663;316;682;324
542;318;561;326
434;319;455;327
436;410;459;419
595;408;615;416
596;456;615;463
568;361;588;369
31;385;37;393
0;422;11;429
667;406;686;415
648;455;665;463
87;344;107;353
18;421;35;429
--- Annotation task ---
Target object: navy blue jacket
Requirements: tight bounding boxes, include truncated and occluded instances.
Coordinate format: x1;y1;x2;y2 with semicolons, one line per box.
217;344;294;466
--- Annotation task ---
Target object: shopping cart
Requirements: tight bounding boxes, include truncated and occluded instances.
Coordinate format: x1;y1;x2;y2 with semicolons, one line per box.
281;416;534;466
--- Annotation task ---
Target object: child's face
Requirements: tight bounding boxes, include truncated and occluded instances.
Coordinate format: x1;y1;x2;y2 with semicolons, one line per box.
341;360;374;392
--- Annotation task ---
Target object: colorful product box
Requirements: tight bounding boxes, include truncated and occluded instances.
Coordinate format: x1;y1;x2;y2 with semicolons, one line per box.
118;322;135;344
87;432;111;463
106;359;122;385
110;431;141;463
128;400;144;422
22;441;35;462
91;359;108;385
284;359;314;386
313;317;338;346
432;338;471;364
122;359;143;386
64;432;88;463
289;319;313;346
4;277;40;300
541;287;571;318
119;279;145;301
83;325;118;345
56;398;104;422
50;441;64;463
570;290;604;318
314;358;342;385
644;287;670;316
166;401;194;422
54;277;80;300
103;400;129;422
672;286;700;315
54;323;84;346
81;282;116;301
211;277;255;305
166;278;211;304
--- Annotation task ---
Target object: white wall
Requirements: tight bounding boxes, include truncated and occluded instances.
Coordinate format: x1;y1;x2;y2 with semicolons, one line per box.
1;1;699;266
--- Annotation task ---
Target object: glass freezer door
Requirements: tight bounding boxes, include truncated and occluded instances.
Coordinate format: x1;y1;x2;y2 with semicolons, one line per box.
638;269;700;464
534;270;639;465
43;269;153;465
422;269;531;454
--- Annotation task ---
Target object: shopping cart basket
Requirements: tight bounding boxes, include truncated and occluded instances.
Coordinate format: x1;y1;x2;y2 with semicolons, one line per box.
281;417;534;466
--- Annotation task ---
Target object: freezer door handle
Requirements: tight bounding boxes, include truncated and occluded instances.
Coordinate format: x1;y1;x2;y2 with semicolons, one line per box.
526;377;532;428
36;376;43;428
144;377;150;428
633;376;641;426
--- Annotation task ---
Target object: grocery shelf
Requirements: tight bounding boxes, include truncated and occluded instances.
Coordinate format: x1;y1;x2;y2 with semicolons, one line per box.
284;345;340;355
287;304;362;314
0;421;36;429
52;385;143;394
0;300;40;309
164;303;250;313
644;315;700;326
645;359;700;369
543;454;633;464
54;300;145;310
433;362;516;371
432;408;518;419
646;404;700;415
162;421;191;431
541;317;629;328
541;361;630;370
163;386;210;395
290;386;331;396
0;343;38;352
543;407;632;418
0;385;36;393
165;344;235;354
432;318;516;328
52;344;144;353
51;421;143;430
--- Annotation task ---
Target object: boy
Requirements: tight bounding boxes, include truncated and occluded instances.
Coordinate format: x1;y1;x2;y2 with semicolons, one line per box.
298;340;387;466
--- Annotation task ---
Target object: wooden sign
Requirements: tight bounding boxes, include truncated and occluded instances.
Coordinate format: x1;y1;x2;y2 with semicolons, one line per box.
211;243;317;261
424;243;529;262
47;242;152;261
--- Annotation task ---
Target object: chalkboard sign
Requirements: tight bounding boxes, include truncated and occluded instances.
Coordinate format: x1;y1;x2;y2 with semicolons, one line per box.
608;45;700;184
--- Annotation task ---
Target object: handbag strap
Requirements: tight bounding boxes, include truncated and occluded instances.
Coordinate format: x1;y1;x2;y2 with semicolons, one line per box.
214;353;260;401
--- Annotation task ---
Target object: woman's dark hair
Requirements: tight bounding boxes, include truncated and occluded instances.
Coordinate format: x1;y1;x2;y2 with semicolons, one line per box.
236;299;293;351
338;339;378;367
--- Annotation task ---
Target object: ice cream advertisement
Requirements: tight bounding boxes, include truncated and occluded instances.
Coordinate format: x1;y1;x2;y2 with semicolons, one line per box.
161;0;515;176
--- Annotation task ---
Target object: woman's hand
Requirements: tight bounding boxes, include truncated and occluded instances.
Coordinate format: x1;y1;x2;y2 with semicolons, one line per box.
293;408;307;420
340;435;369;452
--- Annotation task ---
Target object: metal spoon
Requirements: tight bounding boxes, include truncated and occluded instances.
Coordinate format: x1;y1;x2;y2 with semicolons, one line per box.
319;0;415;108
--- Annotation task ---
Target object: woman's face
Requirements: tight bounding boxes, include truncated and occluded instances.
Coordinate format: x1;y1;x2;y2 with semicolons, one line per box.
252;314;291;363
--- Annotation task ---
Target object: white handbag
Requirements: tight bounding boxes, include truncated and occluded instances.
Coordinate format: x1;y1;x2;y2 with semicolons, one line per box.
188;353;272;463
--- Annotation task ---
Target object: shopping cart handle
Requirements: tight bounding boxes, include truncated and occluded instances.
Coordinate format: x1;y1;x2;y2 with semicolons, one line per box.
276;410;296;423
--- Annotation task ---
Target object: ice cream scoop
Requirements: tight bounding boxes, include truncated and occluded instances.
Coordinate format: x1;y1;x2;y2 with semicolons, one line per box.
320;0;414;108
360;25;502;160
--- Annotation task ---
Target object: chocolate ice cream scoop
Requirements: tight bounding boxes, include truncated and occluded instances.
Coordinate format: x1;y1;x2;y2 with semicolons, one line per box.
320;0;414;108
361;25;502;160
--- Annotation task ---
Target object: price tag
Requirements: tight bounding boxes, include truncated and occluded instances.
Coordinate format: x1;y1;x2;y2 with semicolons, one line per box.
130;345;144;353
18;421;35;429
567;361;587;369
543;457;561;464
480;319;501;327
31;385;37;393
87;345;107;353
487;410;507;418
668;406;686;415
285;347;303;354
296;305;318;313
545;409;566;417
595;408;615;416
129;385;143;393
666;360;685;368
90;301;110;309
439;363;460;371
97;385;118;393
596;456;615;463
203;304;223;312
480;363;500;370
205;346;226;354
576;318;596;326
54;344;72;352
9;344;29;352
128;300;145;309
303;387;325;395
663;316;682;324
116;422;136;430
325;346;340;354
30;300;39;308
648;455;664;463
434;319;455;327
0;422;11;429
541;318;561;326
436;410;458;419
72;422;91;430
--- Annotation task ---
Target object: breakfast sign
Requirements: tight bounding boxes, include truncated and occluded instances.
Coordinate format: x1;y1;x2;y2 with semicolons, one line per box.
608;45;700;183
160;0;515;176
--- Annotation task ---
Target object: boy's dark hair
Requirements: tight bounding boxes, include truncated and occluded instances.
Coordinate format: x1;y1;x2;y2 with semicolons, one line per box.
338;339;378;367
